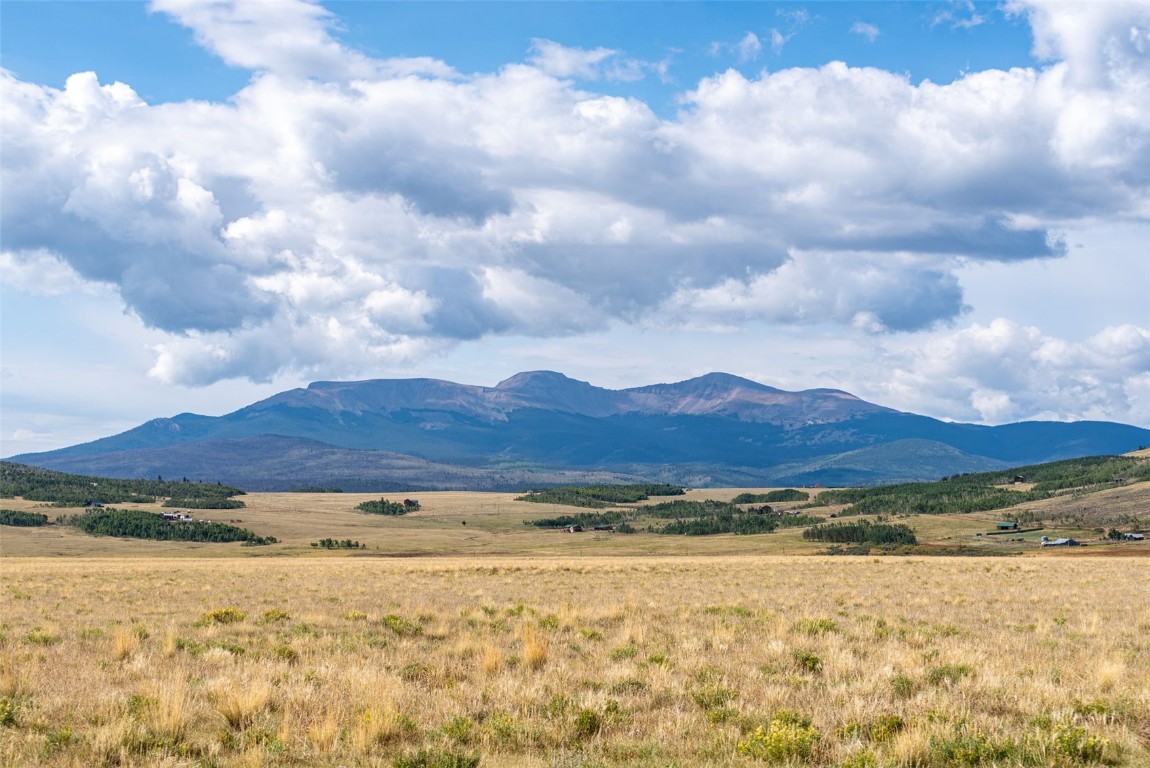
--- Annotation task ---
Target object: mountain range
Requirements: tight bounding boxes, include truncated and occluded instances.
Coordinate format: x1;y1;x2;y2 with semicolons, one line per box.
8;371;1149;490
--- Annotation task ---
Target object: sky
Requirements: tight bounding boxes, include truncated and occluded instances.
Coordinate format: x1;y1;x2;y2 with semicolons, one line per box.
1;0;1149;457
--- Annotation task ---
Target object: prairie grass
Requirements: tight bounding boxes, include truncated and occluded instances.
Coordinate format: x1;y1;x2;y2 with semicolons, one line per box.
0;556;1147;766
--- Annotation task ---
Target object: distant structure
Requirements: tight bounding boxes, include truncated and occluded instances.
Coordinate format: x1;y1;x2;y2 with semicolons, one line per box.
996;522;1019;531
1124;533;1145;541
1040;536;1080;547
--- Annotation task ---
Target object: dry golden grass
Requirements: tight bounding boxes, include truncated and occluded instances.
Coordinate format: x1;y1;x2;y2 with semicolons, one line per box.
1;556;1148;767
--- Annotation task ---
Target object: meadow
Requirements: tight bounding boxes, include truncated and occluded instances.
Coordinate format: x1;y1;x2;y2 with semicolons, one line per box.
2;555;1148;767
2;471;1148;767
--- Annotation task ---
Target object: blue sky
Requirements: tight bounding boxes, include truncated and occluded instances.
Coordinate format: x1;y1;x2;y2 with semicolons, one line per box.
2;1;1149;456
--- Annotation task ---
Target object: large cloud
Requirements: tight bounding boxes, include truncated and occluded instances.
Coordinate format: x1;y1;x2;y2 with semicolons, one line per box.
1;0;1148;386
874;320;1150;426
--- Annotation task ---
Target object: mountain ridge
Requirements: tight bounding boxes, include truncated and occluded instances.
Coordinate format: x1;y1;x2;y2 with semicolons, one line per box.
8;371;1149;490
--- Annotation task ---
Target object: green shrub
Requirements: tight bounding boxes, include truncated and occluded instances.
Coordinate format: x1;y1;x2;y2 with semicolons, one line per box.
609;644;639;660
840;714;905;743
260;609;290;623
737;711;820;762
382;614;423;636
573;708;602;739
890;674;919;697
392;749;481;768
25;628;60;646
691;685;736;710
796;618;840;635
929;730;1015;766
197;607;246;625
440;715;474;744
609;677;647;695
792;649;823;674
927;663;973;686
0;697;17;727
840;754;879;768
1052;724;1107;763
399;663;433;683
272;644;299;663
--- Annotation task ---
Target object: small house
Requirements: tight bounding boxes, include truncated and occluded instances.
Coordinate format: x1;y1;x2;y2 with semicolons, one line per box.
564;525;584;533
1040;537;1080;547
1011;476;1025;484
1123;533;1145;541
995;522;1019;531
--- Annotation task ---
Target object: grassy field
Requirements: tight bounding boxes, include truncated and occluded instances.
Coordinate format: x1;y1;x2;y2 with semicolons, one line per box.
2;479;1148;766
1;556;1148;767
2;480;1147;558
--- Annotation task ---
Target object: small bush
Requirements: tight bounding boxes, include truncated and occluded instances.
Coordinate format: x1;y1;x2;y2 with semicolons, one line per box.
609;677;647;695
1052;724;1107;763
272;644;299;663
691;686;736;710
0;697;17;727
840;714;905;743
795;618;840;636
930;730;1016;766
197;607;246;625
841;754;879;768
26;628;60;646
609;644;639;660
399;663;434;683
382;614;423;636
792;649;823;674
260;609;291;623
574;708;602;739
393;748;481;768
927;663;973;686
440;715;473;744
890;674;919;697
737;711;820;762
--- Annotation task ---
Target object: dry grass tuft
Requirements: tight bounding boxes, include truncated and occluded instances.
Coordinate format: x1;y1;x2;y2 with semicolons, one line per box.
112;625;140;661
214;677;272;731
520;625;548;670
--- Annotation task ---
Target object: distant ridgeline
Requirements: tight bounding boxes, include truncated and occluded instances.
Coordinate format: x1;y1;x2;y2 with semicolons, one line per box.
0;461;245;507
814;455;1150;518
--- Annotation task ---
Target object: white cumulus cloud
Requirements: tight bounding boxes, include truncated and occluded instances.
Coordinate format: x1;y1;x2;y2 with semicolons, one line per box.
1;0;1147;410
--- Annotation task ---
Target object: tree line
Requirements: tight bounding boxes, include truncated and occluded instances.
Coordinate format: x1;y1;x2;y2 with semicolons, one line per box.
62;508;276;545
0;461;245;506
